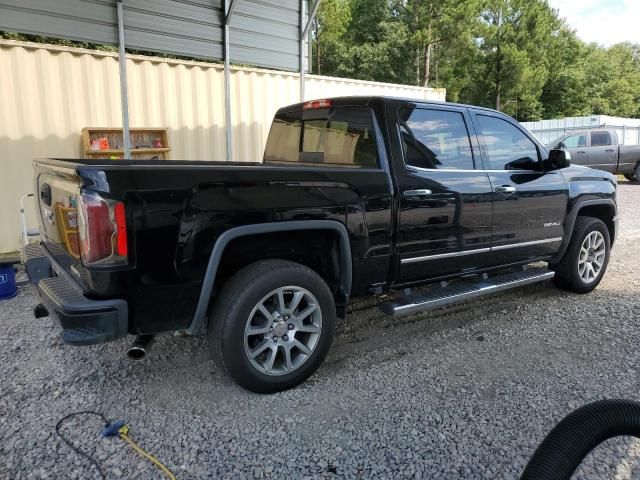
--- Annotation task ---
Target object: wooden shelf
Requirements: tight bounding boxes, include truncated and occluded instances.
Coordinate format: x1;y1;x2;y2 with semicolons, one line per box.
82;127;171;160
86;148;171;155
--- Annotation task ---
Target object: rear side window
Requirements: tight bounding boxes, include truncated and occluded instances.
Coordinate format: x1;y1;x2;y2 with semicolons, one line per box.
476;115;539;170
263;106;378;168
399;107;474;170
562;134;587;148
591;131;612;147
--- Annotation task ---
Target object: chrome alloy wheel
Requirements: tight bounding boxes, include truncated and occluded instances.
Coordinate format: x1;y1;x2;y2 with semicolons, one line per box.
244;286;322;376
578;231;606;283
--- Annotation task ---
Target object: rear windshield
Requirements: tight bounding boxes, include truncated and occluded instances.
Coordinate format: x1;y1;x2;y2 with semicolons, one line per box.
263;106;379;168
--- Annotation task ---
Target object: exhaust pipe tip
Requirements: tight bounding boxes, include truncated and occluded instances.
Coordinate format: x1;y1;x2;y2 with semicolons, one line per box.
127;334;154;361
127;346;147;361
34;303;49;319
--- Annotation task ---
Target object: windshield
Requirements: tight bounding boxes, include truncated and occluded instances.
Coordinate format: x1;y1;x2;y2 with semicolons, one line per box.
548;134;567;149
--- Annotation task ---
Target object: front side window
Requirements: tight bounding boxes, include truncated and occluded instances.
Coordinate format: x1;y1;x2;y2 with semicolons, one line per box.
562;134;587;149
476;115;539;170
263;106;378;168
591;131;612;147
399;108;474;170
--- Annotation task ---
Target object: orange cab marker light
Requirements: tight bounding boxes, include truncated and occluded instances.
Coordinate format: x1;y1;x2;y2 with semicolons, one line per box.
114;202;128;257
303;99;332;110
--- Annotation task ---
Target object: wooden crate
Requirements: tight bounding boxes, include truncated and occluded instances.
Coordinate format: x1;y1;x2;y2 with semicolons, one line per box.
82;127;171;159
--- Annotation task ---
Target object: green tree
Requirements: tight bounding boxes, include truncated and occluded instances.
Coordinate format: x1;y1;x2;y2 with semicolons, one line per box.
582;43;640;117
398;0;483;87
310;0;640;121
312;0;351;75
540;26;591;118
478;0;562;119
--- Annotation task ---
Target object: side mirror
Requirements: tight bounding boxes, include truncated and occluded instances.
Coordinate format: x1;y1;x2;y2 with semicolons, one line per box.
545;149;571;170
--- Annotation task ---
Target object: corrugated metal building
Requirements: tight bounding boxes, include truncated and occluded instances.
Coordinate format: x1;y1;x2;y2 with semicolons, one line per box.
0;40;446;253
0;0;304;71
521;116;640;146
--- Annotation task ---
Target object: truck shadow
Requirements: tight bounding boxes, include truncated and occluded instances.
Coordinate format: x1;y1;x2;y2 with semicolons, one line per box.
121;280;565;413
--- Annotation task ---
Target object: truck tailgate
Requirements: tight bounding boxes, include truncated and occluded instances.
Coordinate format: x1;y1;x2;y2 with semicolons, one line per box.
33;160;84;277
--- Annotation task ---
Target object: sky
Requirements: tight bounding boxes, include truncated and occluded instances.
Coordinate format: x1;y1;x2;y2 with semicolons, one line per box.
548;0;640;46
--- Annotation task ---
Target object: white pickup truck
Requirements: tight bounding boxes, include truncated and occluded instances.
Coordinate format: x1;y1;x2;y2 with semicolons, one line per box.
550;128;640;181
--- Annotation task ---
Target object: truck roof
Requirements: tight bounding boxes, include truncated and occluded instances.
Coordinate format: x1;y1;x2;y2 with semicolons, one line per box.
277;95;503;115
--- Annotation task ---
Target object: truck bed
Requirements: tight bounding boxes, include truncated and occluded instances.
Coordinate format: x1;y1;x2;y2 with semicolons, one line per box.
32;156;392;334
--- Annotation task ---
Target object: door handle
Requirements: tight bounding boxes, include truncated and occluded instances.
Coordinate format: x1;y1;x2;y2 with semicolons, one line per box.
495;185;516;194
403;189;432;198
577;151;586;154
605;149;615;152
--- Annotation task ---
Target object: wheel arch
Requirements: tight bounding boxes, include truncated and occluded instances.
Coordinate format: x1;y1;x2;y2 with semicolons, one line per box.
551;199;617;263
186;220;352;335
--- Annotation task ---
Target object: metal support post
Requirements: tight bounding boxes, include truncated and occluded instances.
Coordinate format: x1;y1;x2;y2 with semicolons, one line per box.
300;0;321;101
224;0;237;161
116;1;131;158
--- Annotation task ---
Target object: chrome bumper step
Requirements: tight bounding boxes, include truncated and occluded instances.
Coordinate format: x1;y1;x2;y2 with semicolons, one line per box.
380;268;555;317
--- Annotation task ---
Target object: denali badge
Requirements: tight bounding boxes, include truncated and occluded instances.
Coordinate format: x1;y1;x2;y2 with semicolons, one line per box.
544;221;561;227
43;208;55;225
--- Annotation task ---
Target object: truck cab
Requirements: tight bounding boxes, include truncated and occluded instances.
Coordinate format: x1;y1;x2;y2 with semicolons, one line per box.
551;128;640;179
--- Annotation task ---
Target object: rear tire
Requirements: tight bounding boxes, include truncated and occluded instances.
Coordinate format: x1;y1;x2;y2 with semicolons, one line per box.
551;216;610;294
208;259;336;393
625;164;640;182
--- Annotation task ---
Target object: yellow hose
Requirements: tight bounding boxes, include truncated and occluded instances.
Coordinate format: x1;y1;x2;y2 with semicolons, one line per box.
118;425;177;480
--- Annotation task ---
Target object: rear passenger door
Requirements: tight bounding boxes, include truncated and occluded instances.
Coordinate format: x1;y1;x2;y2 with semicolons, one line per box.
470;110;568;265
588;131;618;172
391;104;493;282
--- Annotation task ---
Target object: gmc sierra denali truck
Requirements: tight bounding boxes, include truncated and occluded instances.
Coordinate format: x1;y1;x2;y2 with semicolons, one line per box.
24;96;618;393
550;128;640;180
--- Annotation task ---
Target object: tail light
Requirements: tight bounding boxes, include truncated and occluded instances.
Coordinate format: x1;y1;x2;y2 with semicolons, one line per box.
77;192;128;266
303;99;332;110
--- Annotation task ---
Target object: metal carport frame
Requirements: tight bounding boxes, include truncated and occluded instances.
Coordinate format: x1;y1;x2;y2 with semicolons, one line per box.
112;0;321;161
300;0;321;102
1;0;321;161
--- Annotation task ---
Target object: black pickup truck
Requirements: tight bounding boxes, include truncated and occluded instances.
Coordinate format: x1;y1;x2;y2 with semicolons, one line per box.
25;96;617;393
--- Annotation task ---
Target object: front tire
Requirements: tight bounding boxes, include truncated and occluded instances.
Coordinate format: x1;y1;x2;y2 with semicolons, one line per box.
551;216;610;293
208;259;336;393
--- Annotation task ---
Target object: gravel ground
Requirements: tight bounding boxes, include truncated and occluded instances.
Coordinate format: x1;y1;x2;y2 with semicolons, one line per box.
1;181;639;480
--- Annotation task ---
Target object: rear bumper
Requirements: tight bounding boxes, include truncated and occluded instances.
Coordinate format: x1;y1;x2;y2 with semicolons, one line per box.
23;243;128;345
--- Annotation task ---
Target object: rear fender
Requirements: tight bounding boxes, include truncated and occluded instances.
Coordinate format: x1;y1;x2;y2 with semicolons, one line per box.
186;220;352;335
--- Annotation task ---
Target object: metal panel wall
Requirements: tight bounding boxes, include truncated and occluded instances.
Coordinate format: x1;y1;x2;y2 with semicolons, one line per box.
0;40;445;253
0;0;118;44
0;0;303;71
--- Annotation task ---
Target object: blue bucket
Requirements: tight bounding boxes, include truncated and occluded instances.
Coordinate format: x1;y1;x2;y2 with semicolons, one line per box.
0;263;18;300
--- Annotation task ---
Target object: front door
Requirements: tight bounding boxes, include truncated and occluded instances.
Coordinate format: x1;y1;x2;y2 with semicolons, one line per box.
559;132;588;166
392;104;493;282
588;130;618;173
471;110;568;265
